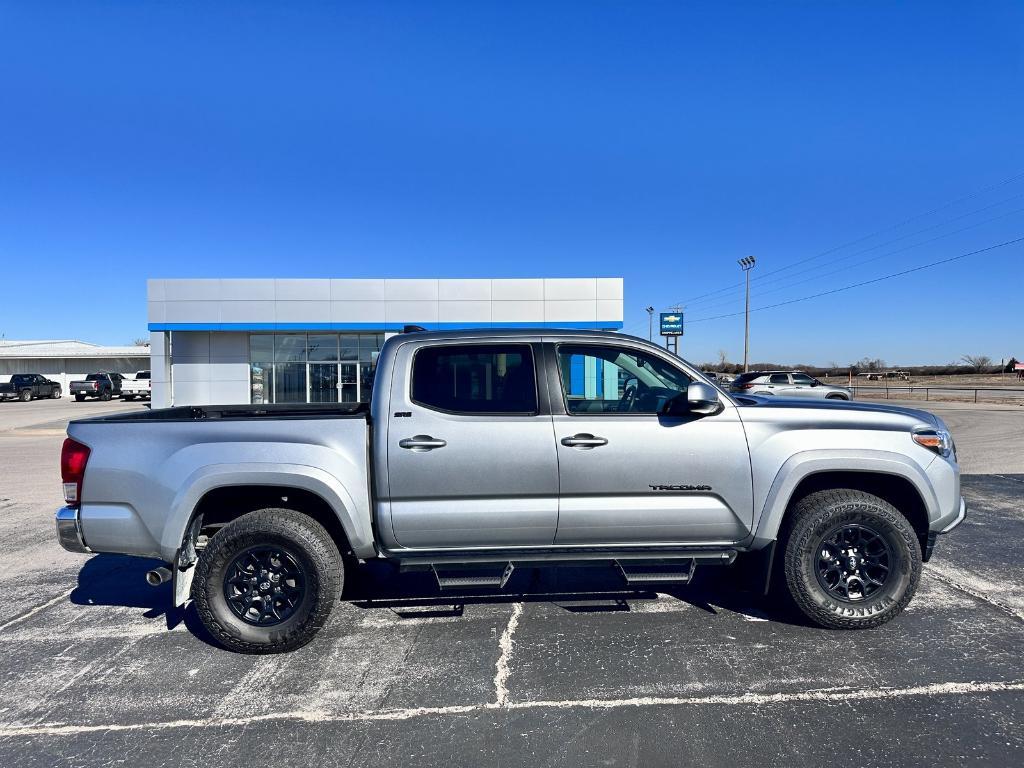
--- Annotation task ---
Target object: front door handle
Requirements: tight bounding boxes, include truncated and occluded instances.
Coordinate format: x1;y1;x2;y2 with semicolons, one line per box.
399;435;447;451
561;433;608;449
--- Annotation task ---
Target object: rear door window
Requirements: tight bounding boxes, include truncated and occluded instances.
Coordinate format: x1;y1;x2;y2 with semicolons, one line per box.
768;373;790;384
412;344;537;414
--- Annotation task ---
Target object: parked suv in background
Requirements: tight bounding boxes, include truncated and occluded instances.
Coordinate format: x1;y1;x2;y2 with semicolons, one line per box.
0;373;62;401
730;371;852;400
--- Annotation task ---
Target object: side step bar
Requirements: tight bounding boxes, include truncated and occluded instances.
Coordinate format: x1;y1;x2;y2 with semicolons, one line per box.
432;563;515;591
616;559;694;586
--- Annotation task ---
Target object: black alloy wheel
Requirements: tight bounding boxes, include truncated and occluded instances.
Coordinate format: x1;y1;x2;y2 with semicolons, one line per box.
815;523;891;602
223;545;307;626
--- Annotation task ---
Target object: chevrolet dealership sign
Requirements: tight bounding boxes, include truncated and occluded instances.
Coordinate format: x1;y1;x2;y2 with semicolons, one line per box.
660;312;683;336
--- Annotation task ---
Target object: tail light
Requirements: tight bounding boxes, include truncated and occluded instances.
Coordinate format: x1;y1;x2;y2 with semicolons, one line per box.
92;382;98;390
737;383;754;390
61;438;91;507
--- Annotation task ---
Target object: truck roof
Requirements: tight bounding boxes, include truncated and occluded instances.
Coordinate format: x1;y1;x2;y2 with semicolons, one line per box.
392;327;642;343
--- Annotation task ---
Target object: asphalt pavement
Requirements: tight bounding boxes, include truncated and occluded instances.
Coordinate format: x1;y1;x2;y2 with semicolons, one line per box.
0;397;1021;767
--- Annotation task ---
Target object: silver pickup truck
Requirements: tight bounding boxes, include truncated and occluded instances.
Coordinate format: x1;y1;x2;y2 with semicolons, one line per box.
56;329;965;653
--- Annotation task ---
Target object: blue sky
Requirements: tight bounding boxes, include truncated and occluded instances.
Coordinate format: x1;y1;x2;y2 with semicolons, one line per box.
1;0;1022;365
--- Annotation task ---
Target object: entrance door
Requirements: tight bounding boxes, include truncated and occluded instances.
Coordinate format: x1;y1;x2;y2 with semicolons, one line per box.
552;343;753;545
309;364;339;403
383;341;559;549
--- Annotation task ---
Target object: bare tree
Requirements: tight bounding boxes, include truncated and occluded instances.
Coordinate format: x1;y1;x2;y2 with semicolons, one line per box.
131;337;150;347
717;349;728;368
960;354;992;373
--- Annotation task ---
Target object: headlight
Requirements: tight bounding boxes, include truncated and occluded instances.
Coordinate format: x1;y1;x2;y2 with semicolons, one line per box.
912;428;953;458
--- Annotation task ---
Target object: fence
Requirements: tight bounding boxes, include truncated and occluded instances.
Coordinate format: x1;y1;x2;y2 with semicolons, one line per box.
850;386;1024;403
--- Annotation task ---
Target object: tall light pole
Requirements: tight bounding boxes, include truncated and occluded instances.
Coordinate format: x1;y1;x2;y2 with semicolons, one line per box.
737;256;756;372
645;306;655;341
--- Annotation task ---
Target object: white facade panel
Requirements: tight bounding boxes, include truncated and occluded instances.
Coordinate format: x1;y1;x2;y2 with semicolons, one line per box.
220;300;276;324
275;301;331;323
221;279;276;300
491;300;545;322
438;279;491;301
164;301;220;323
597;299;625;322
438;300;491;323
330;301;387;323
545;300;598;322
164;279;221;301
210;379;250;403
275;279;331;301
491;279;544;300
171;332;211;357
385;279;439;301
330;279;387;301
544;278;597;301
385;301;439;323
596;277;624;300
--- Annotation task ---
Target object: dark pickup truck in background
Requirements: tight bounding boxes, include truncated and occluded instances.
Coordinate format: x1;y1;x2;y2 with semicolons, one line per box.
0;373;62;401
70;373;123;402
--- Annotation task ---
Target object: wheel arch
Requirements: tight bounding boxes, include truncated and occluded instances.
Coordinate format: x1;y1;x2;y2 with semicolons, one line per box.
752;451;937;557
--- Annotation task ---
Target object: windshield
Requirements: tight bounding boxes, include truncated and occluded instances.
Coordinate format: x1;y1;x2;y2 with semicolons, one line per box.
137;372;150;379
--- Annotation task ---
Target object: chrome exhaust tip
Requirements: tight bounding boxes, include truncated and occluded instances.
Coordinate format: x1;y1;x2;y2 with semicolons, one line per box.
146;567;172;587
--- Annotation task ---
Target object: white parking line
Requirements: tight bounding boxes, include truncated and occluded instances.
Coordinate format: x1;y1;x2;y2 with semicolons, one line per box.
1;679;1021;738
493;602;523;707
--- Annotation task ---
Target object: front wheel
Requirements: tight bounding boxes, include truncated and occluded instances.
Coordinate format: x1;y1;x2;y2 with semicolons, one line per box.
782;489;920;629
192;508;343;653
51;389;61;399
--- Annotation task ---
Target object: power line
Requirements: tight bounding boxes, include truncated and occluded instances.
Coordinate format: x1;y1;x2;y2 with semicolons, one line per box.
671;168;1024;307
685;236;1024;324
687;204;1024;315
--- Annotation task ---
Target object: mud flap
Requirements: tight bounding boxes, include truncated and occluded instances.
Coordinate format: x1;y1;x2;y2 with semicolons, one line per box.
173;562;196;607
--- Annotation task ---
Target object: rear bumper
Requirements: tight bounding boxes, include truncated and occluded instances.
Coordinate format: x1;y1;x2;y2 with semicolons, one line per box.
55;506;92;554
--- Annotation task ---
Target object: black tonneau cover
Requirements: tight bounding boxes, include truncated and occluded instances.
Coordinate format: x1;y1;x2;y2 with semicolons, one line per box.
75;402;369;424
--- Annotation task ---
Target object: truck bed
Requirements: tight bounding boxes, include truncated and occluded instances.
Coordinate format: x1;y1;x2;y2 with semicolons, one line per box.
67;402;373;562
75;402;369;424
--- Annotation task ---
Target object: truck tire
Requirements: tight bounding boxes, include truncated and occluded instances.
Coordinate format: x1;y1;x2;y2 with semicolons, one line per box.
51;388;61;399
193;508;343;654
124;394;135;401
74;394;85;402
99;390;112;401
19;390;32;402
782;489;920;629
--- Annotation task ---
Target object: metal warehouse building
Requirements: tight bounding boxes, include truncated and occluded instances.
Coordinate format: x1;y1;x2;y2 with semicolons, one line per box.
0;340;151;394
147;278;624;408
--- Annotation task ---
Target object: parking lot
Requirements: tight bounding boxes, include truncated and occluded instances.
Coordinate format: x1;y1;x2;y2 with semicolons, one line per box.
0;398;1022;766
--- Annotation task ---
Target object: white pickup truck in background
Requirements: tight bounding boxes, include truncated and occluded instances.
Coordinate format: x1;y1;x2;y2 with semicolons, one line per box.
120;371;151;401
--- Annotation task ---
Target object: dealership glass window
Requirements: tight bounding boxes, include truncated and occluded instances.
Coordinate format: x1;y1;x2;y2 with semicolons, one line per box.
248;333;384;404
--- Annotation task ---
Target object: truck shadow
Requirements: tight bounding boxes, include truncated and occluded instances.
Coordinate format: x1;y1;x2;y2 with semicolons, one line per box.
345;560;803;625
69;554;806;650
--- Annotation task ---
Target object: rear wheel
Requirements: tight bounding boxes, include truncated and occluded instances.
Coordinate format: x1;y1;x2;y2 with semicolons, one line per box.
19;390;32;402
782;489;920;629
124;394;135;401
99;390;112;401
74;394;85;402
193;508;343;653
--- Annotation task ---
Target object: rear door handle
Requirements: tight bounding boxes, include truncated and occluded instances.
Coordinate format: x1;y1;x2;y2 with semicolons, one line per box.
399;435;447;451
561;433;608;449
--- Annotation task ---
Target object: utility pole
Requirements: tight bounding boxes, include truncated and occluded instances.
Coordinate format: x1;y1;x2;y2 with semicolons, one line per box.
645;306;655;342
737;256;756;372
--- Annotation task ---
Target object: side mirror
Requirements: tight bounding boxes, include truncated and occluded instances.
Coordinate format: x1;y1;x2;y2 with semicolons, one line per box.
662;382;723;417
810;380;820;387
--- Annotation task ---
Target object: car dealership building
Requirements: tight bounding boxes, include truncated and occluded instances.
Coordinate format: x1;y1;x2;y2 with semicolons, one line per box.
148;278;624;408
